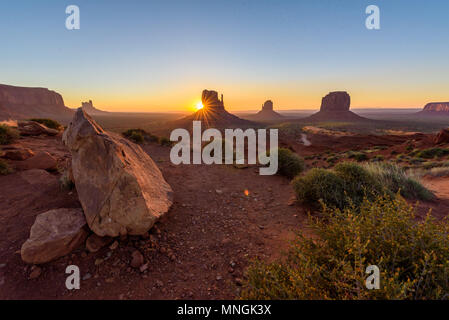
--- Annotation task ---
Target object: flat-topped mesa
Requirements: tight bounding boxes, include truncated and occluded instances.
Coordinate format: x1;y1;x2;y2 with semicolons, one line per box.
0;83;73;120
422;102;449;113
202;90;225;111
262;100;274;111
320;91;351;112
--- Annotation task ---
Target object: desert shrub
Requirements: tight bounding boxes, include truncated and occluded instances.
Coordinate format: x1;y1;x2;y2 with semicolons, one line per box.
277;148;305;178
371;155;384;162
29;118;62;130
241;195;449;300
0;124;19;145
410;148;449;159
292;168;346;209
363;162;433;201
159;137;172;147
122;129;145;144
427;167;449;177
0;159;13;175
348;151;368;162
334;162;383;205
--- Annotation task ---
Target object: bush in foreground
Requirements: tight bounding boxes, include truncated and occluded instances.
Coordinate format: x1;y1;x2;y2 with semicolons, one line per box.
241;195;449;300
0;124;19;145
364;162;434;201
0;159;13;175
29;118;62;130
277;148;305;178
293;162;433;209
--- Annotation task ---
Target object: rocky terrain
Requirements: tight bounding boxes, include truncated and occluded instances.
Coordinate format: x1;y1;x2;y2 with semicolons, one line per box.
0;84;74;121
306;91;368;122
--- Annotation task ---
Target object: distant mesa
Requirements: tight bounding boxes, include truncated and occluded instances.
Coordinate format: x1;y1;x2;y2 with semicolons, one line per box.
306;91;367;122
173;89;253;129
80;100;109;115
0;84;73;121
418;102;449;116
249;100;284;121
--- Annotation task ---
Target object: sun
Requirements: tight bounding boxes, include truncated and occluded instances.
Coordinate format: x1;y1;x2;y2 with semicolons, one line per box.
195;101;204;110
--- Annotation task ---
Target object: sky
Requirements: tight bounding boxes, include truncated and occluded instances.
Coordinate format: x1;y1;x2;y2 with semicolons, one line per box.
0;0;448;112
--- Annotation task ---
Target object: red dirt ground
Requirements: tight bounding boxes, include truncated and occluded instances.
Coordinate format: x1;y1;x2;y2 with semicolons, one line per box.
1;132;448;300
0;135;306;299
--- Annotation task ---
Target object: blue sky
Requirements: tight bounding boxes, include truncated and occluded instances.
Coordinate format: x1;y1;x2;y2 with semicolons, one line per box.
0;0;448;111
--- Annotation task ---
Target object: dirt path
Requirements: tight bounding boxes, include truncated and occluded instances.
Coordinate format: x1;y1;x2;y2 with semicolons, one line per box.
0;137;306;299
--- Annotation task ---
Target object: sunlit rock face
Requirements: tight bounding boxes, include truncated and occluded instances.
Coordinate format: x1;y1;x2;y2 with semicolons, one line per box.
0;84;73;120
201;90;225;111
262;100;274;111
63;108;173;237
320;91;351;112
422;102;449;113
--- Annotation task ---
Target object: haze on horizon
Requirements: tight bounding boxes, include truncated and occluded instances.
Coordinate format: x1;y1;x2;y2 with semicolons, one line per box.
1;0;448;112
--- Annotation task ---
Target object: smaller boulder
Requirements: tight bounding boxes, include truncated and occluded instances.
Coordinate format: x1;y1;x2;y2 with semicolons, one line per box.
21;208;88;264
130;250;144;268
435;128;449;145
15;152;57;171
18;121;59;136
85;234;113;253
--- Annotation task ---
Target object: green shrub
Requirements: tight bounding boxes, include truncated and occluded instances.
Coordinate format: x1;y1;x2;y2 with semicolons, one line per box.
241;195;449;300
363;162;433;201
292;168;346;209
0;159;13;175
122;129;145;144
277;148;305;178
29;118;62;130
0;124;19;145
159;137;172;147
371;155;384;162
334;162;383;205
410;148;449;159
348;151;368;162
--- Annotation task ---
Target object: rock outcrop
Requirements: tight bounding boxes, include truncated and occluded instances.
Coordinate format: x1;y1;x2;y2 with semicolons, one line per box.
1;147;34;160
306;91;368;122
435;128;449;144
15;151;57;171
80;100;109;115
18;120;60;136
21;208;88;264
173;89;254;129
0;84;73;120
63;108;173;237
249;100;284;121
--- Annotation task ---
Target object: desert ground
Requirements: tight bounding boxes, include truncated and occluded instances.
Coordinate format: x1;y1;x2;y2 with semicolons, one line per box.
1;109;449;299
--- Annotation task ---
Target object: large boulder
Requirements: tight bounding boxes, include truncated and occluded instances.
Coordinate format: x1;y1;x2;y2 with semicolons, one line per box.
320;91;351;112
21;208;88;264
435;128;449;144
63;108;173;237
18;121;59;136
